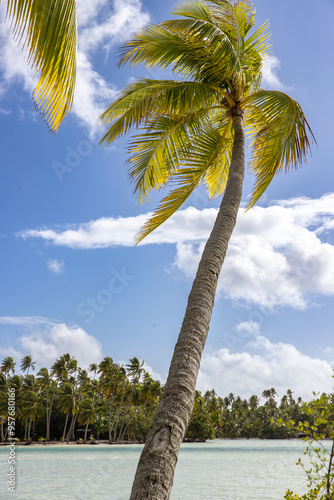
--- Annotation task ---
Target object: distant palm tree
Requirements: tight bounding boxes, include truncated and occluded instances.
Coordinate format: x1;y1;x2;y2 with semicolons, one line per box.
78;397;96;442
100;0;315;496
88;363;98;380
58;381;78;442
98;357;119;443
0;372;8;442
20;355;36;375
0;357;16;441
22;388;43;441
118;358;144;439
37;368;54;442
1;356;16;377
112;366;128;441
2;0;77;131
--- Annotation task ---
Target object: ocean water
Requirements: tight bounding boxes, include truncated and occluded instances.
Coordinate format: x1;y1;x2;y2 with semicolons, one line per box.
0;439;312;499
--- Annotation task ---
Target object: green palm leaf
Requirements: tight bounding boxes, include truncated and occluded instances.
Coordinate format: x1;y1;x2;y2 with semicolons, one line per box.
4;0;77;131
135;120;233;243
99;79;227;145
244;90;316;208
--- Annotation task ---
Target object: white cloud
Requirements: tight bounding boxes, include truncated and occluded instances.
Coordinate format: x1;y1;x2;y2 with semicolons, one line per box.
261;55;286;89
172;194;334;309
18;207;217;248
236;321;260;337
0;17;38;92
0;316;103;369
0;316;57;326
0;0;150;135
19;193;334;310
78;0;150;54
73;51;118;135
197;333;333;401
142;362;165;383
47;259;65;274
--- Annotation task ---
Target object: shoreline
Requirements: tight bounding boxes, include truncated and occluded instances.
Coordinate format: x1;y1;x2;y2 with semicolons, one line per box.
0;436;310;448
0;439;142;447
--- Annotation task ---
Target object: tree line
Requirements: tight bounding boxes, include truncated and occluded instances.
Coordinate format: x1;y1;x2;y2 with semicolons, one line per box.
0;355;331;443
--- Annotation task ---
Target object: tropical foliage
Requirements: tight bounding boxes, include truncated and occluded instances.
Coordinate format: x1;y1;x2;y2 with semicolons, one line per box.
0;355;162;443
0;355;332;444
1;0;77;131
285;391;334;500
100;0;314;243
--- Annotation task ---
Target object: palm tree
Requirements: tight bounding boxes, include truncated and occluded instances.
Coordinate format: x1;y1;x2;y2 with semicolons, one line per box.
37;368;54;442
78;396;96;442
22;389;43;441
88;363;98;380
98;357;118;443
1;356;16;377
119;374;163;441
0;373;8;442
20;355;36;375
100;1;315;497
112;366;128;441
58;382;78;442
118;357;144;440
1;0;77;131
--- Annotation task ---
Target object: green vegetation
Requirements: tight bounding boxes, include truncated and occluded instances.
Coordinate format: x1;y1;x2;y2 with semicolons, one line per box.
285;391;334;500
0;354;332;444
2;0;77;131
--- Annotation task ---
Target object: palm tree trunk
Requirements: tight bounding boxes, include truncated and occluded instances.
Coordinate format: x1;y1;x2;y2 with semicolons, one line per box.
113;379;127;441
108;396;113;443
27;417;32;441
108;377;118;443
66;413;76;442
71;414;77;440
118;386;135;440
129;110;245;500
45;385;49;442
24;419;28;440
47;390;55;442
1;415;4;442
84;421;89;442
62;411;69;442
120;399;151;441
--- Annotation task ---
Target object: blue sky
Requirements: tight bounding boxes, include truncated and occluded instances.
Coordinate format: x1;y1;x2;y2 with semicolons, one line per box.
0;0;333;400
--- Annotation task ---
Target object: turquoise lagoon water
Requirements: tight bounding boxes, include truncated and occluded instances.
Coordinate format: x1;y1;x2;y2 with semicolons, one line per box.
0;439;311;499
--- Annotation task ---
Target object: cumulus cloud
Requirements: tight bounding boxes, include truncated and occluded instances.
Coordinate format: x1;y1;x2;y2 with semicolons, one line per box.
197;330;333;401
261;55;286;89
172;194;334;309
78;0;150;54
47;259;65;274
72;51;118;134
19;193;334;309
0;0;150;135
19;207;216;249
0;316;103;369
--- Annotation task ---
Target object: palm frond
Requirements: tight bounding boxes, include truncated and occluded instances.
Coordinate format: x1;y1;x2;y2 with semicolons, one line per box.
204;116;233;197
99;79;226;145
135;119;233;243
5;0;77;131
127;116;191;204
118;3;241;87
135;171;206;244
244;90;316;207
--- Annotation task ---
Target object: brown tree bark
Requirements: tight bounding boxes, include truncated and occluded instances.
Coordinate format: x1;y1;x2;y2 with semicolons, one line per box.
129;110;245;499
